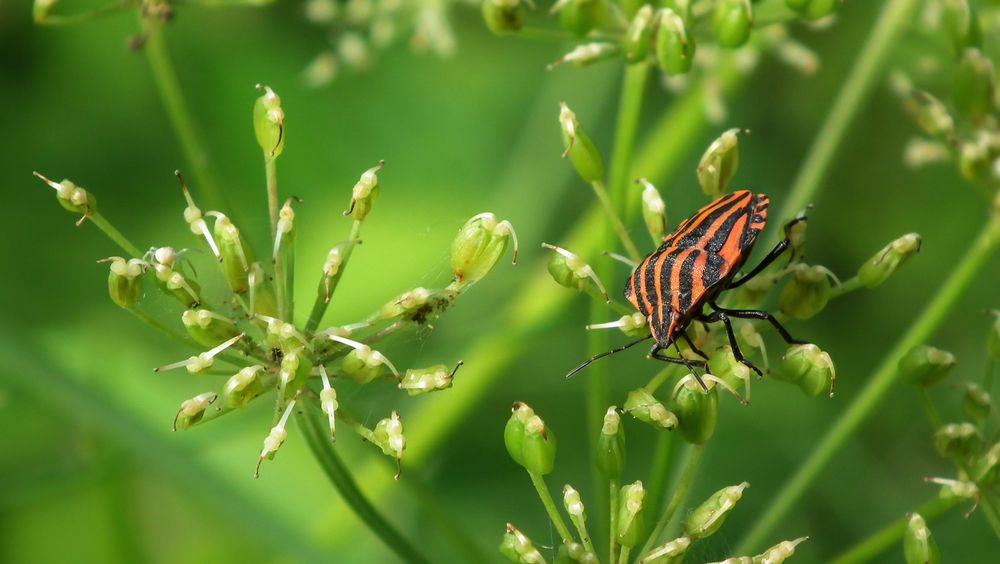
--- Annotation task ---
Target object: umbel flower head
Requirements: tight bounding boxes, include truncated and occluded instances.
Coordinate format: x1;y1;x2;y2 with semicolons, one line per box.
33;84;516;478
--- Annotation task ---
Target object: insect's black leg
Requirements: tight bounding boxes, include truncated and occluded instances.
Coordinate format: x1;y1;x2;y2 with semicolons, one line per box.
649;344;708;390
566;335;653;379
708;302;807;345
700;311;764;377
728;216;807;289
679;331;713;375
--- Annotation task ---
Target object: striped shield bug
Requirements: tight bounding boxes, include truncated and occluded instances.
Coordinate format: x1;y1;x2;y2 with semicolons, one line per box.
567;190;807;387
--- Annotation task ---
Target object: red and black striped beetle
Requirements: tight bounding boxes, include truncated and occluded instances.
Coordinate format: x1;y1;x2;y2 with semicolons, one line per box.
567;190;806;386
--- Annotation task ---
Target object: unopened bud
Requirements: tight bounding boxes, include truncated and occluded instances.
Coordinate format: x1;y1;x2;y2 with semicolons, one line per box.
961;383;991;423
255;397;296;478
500;523;546;564
33;172;97;225
898;345;955;387
344;160;384;221
181;309;240;348
785;0;839;21
616;480;646;547
331;334;399;384
372;410;405;479
212;213;254;294
625;5;656;63
781;344;836;397
103;257;144;309
173;392;217;431
254;84;285;159
638;178;667;241
673;375;719;444
399;361;462;395
504;402;535;468
903;513;940;564
482;0;524;36
596;406;626;478
684;482;748;540
952;48;997;125
548;43;619;71
563;484;586;520
750;536;809;564
697;129;741;198
624;388;678;430
223;365;265;408
641;535;690;563
543;243;609;302
558;102;604;182
709;345;752;399
451;212;518;286
779;264;836;320
656;9;695;76
278;349;313;403
934;422;981;461
712;0;752;49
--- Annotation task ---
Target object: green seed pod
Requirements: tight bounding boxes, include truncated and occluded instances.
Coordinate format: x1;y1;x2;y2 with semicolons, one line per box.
616;481;646;547
988;311;1000;361
934;422;981;462
499;528;521;563
625;388;678;430
903;513;940;564
380;287;456;323
181;309;240;348
556;0;604;37
779;264;835;320
212;214;254;294
278;349;313;403
543;243;609;302
372;411;406;472
656;8;695;76
341;348;388;383
450;212;518;286
906;91;955;139
482;0;524;36
398;362;462;395
898;345;955;387
104;257;144;309
173;392;217;431
344;161;384;222
785;0;839;21
638;178;667;241
596;406;625;479
697;128;741;199
248;262;279;318
684;482;748;540
223;365;265;409
504;402;534;467
253;84;285;159
961;383;991;424
33;172;97;224
556;542;596;564
781;344;836;398
501;523;546;564
752;536;809;563
642;535;691;564
709;345;751;397
559;102;604;183
624;5;656;63
150;255;201;308
522;414;557;475
256;398;296;478
952;48;997;125
942;0;981;57
673;377;718;444
712;0;752;49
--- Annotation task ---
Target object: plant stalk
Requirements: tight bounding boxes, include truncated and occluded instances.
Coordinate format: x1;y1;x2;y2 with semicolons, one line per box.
90;213;143;257
528;471;574;545
829;496;960;564
640;444;704;556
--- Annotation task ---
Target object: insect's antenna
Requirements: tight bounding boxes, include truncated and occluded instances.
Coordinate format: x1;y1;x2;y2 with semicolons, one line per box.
565;336;652;379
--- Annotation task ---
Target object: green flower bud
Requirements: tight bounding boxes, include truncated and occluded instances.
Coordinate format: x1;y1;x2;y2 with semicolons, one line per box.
450;212;518;286
331;334;399;384
102;257;144;309
223;365;265;409
753;536;809;564
934;422;981;461
523;413;557;475
989;310;1000;361
319;240;360;303
399;361;462;395
548;43;619;71
781;344;836;398
712;0;752;49
501;523;546;564
625;389;678;430
154;334;245;375
149;248;201;307
903;513;940;564
905;91;955;139
709;345;752;399
942;0;981;57
596;406;626;479
272;197;296;262
33;172;97;225
586;312;649;337
553;0;605;37
672;375;718;444
380;287;456;323
258;315;311;352
656;9;695;76
172;392;217;431
343;160;384;221
212;213;254;294
616;480;646;547
278;349;313;403
961;383;991;423
684;482;748;540
697;128;741;198
556;542;596;564
952;48;997;125
255;397;296;478
543;243;609;302
181;309;240;348
641;535;690;564
638;178;667;241
625;5;656;63
505;402;535;467
898;345;955;387
372;410;406;478
559;102;604;182
778;264;836;320
248;262;279;318
785;0;839;21
253;84;285;159
482;0;524;36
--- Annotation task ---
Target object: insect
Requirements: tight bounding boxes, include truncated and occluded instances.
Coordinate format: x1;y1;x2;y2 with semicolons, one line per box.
567;190;807;387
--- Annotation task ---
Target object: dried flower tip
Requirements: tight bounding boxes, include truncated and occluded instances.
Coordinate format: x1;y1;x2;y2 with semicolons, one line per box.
33;171;97;225
272;198;297;262
372;410;406;479
450;212;518;287
542;243;609;302
173;392;217;431
656;8;696;76
712;0;752;49
154;333;245;374
781;344;837;398
100;256;145;309
558;102;604;183
399;361;463;395
319;365;338;439
934;422;981;461
697;128;742;198
330;334;399;383
641;535;691;563
616;480;646;547
548;43;618;71
684;482;749;540
898;345;955;387
624;388;678;431
254;84;285;159
255;396;296;478
181;308;239;348
175;170;221;261
344;160;384;220
779;263;837;320
903;514;940;564
500;523;546;564
223;365;265;408
625;5;656;63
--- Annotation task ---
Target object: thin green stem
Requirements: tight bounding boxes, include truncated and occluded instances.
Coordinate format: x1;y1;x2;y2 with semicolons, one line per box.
265;158;279;240
737;210;1000;553
590;180;641;261
640;444;704;557
296;407;432;564
128;307;196;349
829;495;960;564
306;221;363;333
141;16;229;212
644;366;674;394
980;497;1000;540
829;276;863;299
609;478;620;564
644;431;677;528
918;388;943;430
569;509;596;555
35;1;131;26
528;471;573;545
608;62;649;221
618;545;631;564
90;213;142;257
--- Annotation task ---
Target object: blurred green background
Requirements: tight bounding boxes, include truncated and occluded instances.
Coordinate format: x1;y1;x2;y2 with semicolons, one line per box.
1;0;998;562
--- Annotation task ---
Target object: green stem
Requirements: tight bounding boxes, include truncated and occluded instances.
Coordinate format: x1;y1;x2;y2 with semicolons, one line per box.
296;408;432;564
528;471;574;545
569;508;597;555
618;545;631;564
590;180;641;261
265;158;279;240
128;307;196;349
306;221;363;333
918;388;942;430
609;62;649;221
609;478;620;564
640;444;704;557
829;496;960;564
737;210;1000;554
35;1;131;26
644;366;675;394
980;497;1000;540
644;431;677;528
829;276;863;299
141;16;229;212
90;213;142;257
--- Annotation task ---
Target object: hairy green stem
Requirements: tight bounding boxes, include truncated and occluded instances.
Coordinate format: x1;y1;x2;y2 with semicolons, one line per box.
829;496;960;564
296;408;432;564
528;471;573;545
591;179;641;261
90;213;143;257
738;210;1000;553
306;221;363;333
640;444;704;556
